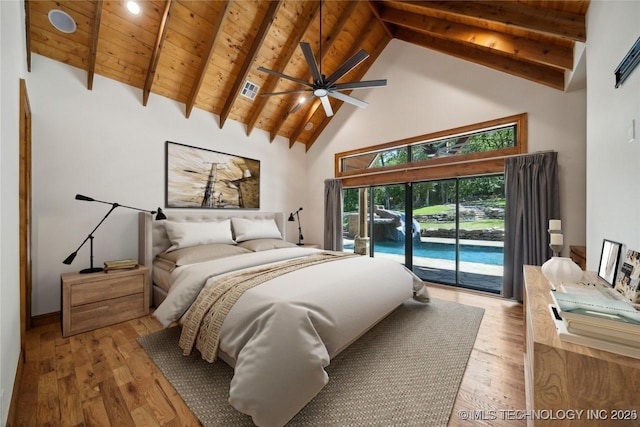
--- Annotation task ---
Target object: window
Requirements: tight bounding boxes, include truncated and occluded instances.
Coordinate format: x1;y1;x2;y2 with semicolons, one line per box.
337;114;527;294
335;114;527;185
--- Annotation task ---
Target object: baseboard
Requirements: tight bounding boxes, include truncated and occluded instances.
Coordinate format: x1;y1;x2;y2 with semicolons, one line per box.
31;310;60;327
5;349;24;427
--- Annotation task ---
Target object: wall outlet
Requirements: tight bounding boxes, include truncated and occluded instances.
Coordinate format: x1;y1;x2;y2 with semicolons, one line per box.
629;119;636;143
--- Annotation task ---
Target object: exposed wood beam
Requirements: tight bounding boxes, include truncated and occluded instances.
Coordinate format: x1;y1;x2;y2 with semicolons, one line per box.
246;1;321;137
289;98;321;148
87;0;103;90
381;6;574;70
394;28;565;90
367;1;394;39
306;21;391;150
270;0;359;142
185;0;231;119
24;0;31;72
394;0;586;42
142;0;174;106
219;1;283;129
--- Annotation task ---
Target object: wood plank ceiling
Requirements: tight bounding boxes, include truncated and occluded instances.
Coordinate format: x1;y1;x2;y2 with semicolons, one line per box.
25;0;589;150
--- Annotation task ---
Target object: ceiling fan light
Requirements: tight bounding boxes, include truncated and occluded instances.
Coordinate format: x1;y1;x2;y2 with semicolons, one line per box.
314;88;328;97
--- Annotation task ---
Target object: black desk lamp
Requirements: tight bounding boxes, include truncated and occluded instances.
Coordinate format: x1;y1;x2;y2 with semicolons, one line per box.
288;207;304;245
63;194;166;274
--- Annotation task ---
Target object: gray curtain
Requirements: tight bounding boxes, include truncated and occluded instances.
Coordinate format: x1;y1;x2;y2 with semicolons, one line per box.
503;152;559;301
324;178;343;251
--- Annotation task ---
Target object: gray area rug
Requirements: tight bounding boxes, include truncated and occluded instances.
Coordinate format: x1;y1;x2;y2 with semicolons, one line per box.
138;298;484;426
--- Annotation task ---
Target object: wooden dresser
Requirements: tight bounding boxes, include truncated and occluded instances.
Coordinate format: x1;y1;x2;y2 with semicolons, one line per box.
61;266;150;337
523;265;640;426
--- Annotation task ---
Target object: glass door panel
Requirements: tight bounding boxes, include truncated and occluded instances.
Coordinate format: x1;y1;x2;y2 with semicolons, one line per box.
457;175;504;293
342;187;366;254
370;184;406;263
411;180;457;284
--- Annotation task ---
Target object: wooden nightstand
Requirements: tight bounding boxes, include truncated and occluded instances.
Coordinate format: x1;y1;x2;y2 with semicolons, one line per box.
569;245;586;270
61;266;150;337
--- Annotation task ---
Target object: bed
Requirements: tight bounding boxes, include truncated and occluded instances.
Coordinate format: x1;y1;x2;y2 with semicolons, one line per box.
138;211;430;427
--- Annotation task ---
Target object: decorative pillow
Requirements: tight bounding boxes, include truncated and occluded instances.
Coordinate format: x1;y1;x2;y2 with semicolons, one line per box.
164;219;235;251
155;243;251;269
237;238;298;252
152;257;175;272
231;217;282;242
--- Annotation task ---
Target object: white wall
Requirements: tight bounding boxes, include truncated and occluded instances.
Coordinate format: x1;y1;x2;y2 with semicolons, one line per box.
0;0;26;424
586;1;640;268
305;39;587;255
26;54;308;316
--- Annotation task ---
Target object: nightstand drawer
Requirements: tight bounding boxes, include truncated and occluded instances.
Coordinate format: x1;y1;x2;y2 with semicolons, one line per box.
61;266;150;337
71;273;144;306
70;293;146;333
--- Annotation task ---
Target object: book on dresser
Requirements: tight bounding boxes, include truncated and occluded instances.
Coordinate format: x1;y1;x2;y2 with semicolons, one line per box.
547;304;640;358
104;258;139;271
550;290;640;351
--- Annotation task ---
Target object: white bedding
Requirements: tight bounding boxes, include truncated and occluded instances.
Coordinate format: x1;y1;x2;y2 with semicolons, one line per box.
153;247;430;426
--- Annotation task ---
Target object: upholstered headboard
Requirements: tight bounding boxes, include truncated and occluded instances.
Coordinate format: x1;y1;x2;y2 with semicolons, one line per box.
138;211;286;269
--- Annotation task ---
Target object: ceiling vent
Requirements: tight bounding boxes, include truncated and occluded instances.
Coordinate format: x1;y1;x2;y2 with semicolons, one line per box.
241;81;260;100
48;9;77;34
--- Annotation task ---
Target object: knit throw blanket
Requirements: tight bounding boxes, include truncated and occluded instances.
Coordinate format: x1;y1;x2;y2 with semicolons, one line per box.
179;251;357;362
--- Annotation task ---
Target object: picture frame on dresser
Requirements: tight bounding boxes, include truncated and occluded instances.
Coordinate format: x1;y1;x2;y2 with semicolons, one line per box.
165;141;260;209
614;248;640;303
597;239;622;286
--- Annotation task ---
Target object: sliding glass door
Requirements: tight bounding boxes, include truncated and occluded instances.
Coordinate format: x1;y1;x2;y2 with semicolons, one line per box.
343;174;504;294
411;180;457;285
411;176;504;293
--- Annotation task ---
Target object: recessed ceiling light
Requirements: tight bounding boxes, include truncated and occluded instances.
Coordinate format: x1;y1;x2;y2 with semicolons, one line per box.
126;1;141;15
48;9;76;34
305;122;314;131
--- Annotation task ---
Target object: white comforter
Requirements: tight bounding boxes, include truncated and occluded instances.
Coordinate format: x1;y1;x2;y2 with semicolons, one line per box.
153;247;430;426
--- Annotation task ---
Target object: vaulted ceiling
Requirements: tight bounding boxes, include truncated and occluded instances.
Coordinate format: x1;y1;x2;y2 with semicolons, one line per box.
25;1;589;150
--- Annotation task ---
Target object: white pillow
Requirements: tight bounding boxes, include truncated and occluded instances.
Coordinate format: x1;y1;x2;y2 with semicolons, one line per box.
231;217;282;242
164;220;235;251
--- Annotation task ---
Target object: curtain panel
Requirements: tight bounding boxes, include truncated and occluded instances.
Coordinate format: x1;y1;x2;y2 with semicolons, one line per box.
323;179;343;251
503;152;559;301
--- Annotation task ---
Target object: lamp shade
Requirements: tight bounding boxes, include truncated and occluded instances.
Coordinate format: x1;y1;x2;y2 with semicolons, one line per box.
541;257;583;287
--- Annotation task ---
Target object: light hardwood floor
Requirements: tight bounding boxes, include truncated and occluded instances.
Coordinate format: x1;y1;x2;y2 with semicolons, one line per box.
13;285;525;426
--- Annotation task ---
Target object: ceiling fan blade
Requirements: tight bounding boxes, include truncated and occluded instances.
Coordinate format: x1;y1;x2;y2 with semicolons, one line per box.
333;79;387;91
257;66;312;88
260;88;312;97
320;96;334;117
328;91;368;108
290;93;315;114
299;42;323;84
325;49;369;85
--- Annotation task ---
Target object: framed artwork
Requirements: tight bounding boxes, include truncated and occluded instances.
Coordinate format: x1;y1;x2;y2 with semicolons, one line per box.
614;248;640;303
597;239;622;286
165;141;260;209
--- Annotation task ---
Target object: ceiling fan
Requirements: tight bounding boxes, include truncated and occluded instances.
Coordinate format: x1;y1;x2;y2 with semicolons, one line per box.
257;3;387;117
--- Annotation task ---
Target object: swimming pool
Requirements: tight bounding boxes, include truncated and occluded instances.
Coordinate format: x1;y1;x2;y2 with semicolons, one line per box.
344;241;504;265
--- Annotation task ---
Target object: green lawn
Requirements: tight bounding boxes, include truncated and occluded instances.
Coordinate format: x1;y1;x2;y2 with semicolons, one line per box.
420;219;504;230
413;205;451;215
413;199;505;215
